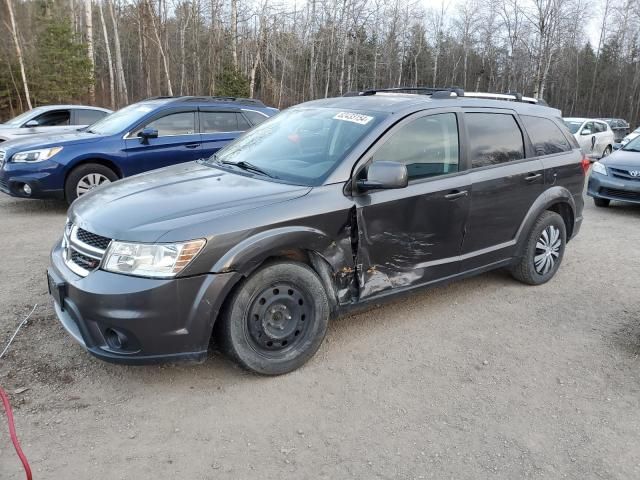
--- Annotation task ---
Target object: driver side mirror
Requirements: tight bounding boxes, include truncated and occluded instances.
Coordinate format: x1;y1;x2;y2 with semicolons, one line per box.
24;119;39;128
357;161;408;192
612;143;622;151
581;129;592;136
138;127;158;144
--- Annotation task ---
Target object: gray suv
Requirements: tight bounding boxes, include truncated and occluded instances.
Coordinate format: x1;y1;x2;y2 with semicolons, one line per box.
47;88;586;375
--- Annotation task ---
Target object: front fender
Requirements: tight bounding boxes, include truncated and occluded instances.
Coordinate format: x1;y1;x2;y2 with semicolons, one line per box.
212;226;354;277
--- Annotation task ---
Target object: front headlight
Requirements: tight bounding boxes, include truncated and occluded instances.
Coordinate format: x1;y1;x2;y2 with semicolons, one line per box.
592;161;607;176
12;146;63;163
102;239;206;278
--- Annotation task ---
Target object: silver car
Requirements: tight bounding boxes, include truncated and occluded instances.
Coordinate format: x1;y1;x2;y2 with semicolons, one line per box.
0;105;112;143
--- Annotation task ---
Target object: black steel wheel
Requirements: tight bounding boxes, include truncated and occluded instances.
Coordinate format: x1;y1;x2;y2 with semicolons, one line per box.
217;261;330;375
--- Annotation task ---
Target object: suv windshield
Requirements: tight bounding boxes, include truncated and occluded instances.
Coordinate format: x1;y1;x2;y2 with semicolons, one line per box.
4;108;44;126
563;120;583;134
86;103;156;135
210;107;385;185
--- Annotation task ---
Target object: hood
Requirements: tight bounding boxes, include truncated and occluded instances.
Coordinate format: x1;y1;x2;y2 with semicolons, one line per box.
70;162;311;243
0;125;81;139
601;149;640;168
0;130;104;152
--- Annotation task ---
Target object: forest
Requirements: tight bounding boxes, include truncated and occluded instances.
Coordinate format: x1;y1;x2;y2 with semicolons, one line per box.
1;0;639;125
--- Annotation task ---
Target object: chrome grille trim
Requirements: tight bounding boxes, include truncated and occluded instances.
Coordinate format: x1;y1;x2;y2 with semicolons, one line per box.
63;224;111;277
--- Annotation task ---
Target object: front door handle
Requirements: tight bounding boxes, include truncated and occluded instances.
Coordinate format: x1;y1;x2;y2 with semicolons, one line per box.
444;190;468;200
524;173;542;182
185;143;199;149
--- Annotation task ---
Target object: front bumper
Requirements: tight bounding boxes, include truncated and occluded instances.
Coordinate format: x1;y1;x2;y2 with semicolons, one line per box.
587;172;640;204
48;241;241;364
0;160;65;199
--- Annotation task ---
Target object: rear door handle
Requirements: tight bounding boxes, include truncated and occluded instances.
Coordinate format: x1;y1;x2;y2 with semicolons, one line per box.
444;190;468;200
185;143;199;149
524;173;542;182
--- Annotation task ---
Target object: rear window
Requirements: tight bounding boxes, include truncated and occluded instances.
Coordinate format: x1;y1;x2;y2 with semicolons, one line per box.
521;115;571;156
242;110;268;126
75;109;107;125
466;113;524;168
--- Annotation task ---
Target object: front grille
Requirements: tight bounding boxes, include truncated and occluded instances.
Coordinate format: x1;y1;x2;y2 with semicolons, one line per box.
63;224;112;276
600;187;640;202
609;167;640;181
76;228;111;250
71;251;101;270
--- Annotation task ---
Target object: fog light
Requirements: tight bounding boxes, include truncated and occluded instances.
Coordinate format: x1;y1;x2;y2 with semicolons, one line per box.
22;184;32;196
105;328;128;350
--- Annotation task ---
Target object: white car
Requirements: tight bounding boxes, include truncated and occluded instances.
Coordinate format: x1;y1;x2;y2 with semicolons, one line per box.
621;127;640;146
563;117;615;159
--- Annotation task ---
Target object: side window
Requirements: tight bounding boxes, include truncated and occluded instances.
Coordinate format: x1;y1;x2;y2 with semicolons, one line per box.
466;113;524;168
582;122;594;134
596;122;607;133
242;110;268;126
141;112;196;136
521;115;571;156
236;113;251;131
75;109;107;125
372;113;459;180
33;110;71;126
200;111;239;133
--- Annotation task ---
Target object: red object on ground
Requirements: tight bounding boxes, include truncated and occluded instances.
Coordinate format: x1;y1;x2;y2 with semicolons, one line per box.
0;385;32;480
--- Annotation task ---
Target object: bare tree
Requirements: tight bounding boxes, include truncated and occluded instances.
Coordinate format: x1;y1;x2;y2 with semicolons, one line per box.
4;0;32;109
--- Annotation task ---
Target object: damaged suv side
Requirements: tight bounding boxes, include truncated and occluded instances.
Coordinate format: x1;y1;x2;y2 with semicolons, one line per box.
48;89;585;375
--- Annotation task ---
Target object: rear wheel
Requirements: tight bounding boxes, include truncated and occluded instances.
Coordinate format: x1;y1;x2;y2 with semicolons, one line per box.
510;211;566;285
65;163;118;204
594;197;610;207
217;261;330;375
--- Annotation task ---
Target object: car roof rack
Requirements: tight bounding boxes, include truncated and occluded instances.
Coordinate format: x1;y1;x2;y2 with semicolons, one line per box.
344;87;544;105
143;95;266;107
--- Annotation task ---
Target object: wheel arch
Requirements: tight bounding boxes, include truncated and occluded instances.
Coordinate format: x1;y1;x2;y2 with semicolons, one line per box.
514;186;576;259
65;157;124;184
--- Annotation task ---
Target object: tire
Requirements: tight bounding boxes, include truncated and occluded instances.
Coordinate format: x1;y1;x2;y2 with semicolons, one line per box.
602;146;612;157
64;163;118;204
510;211;566;286
217;261;330;375
594;197;610;208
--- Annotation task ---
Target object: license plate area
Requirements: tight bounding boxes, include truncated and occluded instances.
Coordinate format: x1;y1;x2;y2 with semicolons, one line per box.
47;270;66;310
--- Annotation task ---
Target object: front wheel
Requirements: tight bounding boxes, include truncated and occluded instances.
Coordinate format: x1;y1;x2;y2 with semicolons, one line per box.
217;261;330;375
510;211;566;285
65;163;118;204
602;146;612;157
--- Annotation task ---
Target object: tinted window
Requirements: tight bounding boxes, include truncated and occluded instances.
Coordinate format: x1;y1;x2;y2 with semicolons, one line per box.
466;113;524;167
34;110;70;126
593;122;606;133
242;110;268;126
582;122;594;134
75;109;107;125
372;113;459;179
200;111;239;133
564;120;583;134
237;113;251;130
521;115;571;155
142;112;196;136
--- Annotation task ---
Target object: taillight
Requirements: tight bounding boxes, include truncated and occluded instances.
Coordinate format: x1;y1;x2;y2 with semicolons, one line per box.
581;156;590;175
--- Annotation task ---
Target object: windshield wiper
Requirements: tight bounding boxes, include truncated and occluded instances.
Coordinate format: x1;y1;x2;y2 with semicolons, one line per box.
218;158;276;178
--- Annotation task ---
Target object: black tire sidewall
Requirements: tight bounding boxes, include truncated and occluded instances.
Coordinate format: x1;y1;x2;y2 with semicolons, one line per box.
222;262;330;375
525;212;566;284
65;163;118;204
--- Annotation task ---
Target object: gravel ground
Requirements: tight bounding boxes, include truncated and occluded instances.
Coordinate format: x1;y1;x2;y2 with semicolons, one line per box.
0;192;639;479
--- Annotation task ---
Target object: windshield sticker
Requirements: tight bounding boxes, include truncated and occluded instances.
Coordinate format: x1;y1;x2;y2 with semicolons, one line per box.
333;112;374;125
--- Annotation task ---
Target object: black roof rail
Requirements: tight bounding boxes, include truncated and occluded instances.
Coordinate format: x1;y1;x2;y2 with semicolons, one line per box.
142;95;266;107
345;86;465;97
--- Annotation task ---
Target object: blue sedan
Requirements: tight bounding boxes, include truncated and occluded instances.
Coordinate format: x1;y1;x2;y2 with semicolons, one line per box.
0;96;278;203
587;136;640;207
